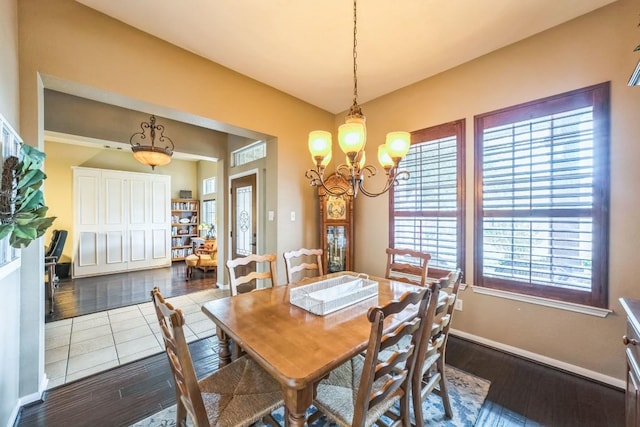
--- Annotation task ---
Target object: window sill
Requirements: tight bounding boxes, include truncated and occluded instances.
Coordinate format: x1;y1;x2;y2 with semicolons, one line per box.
471;286;611;318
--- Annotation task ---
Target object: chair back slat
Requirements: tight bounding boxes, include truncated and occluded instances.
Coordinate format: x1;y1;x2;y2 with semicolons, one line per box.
351;287;432;426
385;247;431;287
151;287;210;426
283;248;323;284
226;253;277;296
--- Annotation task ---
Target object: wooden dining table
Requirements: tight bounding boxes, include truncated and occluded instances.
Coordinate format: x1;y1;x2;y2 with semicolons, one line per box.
200;271;423;427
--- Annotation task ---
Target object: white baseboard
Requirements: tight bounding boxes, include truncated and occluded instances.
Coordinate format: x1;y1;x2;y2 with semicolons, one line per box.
8;375;47;427
6;403;20;427
451;328;625;390
17;374;48;407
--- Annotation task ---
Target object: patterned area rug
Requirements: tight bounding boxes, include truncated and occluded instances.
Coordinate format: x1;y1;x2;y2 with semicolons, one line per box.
130;365;490;426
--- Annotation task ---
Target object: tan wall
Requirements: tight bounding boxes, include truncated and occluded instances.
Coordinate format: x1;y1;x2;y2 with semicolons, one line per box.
44;140;198;262
0;0;18;124
354;0;640;382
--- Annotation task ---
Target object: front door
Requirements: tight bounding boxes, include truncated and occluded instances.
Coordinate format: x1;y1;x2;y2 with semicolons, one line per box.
230;173;257;277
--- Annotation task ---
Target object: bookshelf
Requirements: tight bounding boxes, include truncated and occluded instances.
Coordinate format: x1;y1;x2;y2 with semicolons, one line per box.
171;198;199;261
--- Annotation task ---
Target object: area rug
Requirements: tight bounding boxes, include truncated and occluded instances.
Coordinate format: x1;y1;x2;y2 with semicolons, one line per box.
130;365;490;426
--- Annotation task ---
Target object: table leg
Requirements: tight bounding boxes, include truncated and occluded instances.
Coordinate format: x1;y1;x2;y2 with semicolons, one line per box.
282;385;313;427
216;328;231;367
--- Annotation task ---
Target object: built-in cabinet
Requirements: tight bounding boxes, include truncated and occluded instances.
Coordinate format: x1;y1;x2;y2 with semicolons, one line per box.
171;198;199;261
621;298;640;427
73;167;171;278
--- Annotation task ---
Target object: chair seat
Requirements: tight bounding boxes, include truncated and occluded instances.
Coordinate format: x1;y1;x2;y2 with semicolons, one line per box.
186;254;217;267
314;355;403;427
198;355;283;427
185;254;217;280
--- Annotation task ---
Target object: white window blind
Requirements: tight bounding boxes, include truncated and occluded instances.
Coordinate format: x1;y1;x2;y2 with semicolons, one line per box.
390;120;464;275
475;82;609;307
482;108;594;290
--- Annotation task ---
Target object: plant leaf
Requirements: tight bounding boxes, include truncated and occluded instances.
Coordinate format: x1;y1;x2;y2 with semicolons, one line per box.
0;224;14;240
20;144;46;164
13;224;38;240
17;168;45;190
33;217;56;237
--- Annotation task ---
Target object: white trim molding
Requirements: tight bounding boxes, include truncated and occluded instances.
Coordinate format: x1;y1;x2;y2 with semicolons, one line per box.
451;328;624;389
471;285;612;318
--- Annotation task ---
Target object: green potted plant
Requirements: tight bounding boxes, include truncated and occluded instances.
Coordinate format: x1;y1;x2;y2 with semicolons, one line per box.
0;143;56;248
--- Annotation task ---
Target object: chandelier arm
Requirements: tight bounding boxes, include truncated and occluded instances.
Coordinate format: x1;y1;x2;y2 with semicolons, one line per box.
154;124;176;151
359;164;378;179
357;168;411;198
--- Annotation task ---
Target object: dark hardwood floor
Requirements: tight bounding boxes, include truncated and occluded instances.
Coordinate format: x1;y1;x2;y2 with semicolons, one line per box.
46;262;217;322
18;335;624;427
26;266;624;426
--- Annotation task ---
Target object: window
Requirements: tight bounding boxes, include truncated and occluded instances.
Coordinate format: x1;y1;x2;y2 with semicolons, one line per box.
390;120;465;277
203;177;216;195
474;82;610;307
231;140;266;167
202;199;216;236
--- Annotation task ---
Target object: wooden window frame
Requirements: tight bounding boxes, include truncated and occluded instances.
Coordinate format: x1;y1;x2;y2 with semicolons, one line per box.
474;82;610;308
389;119;466;278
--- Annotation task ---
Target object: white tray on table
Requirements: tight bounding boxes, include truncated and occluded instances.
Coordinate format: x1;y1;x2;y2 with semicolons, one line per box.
289;274;378;316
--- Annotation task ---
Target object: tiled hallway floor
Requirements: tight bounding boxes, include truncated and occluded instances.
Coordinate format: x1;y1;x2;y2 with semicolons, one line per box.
44;287;229;389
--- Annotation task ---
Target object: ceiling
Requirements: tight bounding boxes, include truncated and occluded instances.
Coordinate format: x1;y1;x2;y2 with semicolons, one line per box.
75;0;616;114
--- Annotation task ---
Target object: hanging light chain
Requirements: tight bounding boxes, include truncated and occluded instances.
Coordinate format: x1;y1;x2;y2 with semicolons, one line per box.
352;0;358;105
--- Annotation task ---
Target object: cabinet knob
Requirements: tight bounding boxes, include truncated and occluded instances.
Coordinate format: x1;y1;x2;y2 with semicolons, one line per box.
623;335;638;346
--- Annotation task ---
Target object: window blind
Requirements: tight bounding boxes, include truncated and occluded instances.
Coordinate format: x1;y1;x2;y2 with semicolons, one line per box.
392;132;461;272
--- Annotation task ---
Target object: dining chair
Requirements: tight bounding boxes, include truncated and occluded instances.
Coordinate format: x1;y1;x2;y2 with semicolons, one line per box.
150;287;283;427
283;248;323;284
427;268;463;420
312;285;432;427
385;247;431;287
226;253;278;296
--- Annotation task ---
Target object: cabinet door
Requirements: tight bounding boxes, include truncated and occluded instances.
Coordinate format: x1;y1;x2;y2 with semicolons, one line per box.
127;174;149;269
102;171;127;272
149;177;171;265
627;348;640;427
74;169;104;277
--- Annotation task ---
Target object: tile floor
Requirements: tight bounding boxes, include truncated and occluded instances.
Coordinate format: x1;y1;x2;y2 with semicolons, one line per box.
44;288;229;389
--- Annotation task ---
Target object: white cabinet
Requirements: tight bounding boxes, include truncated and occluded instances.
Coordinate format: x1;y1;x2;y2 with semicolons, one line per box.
73;167;171;278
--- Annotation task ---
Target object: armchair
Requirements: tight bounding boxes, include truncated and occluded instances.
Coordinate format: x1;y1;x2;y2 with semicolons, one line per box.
185;238;217;280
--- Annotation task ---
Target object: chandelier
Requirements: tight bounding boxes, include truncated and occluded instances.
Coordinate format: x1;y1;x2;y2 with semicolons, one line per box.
129;115;174;170
305;0;410;198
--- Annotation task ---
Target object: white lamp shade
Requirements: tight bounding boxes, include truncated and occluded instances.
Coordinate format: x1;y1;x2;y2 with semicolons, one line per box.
132;147;172;167
377;144;394;169
308;131;332;159
338;122;366;155
385;131;411;159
